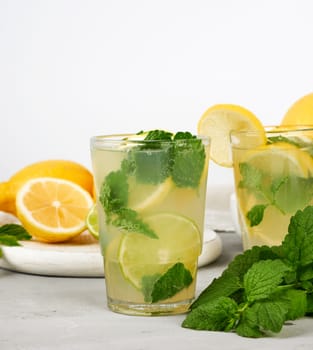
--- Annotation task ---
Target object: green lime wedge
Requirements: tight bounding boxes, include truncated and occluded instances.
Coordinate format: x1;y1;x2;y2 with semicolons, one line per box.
86;204;99;239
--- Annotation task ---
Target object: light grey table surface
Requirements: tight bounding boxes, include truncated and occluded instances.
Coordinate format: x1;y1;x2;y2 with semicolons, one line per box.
1;232;313;350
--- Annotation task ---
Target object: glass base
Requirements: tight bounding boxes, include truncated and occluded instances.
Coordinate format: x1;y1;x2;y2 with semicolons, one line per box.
107;297;193;316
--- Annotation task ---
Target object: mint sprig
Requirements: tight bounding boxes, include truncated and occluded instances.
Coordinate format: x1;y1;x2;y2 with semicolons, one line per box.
182;205;313;338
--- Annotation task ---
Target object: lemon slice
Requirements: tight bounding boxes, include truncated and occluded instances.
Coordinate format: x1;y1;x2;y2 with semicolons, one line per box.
281;92;313;125
118;212;201;289
128;176;173;212
86;204;99;239
197;104;266;167
243;142;313;178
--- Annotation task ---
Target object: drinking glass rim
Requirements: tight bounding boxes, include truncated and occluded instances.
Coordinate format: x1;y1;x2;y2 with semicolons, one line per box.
230;125;313;136
90;133;210;147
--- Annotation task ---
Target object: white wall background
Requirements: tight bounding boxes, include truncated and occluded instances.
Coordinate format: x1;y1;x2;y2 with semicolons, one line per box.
1;0;313;185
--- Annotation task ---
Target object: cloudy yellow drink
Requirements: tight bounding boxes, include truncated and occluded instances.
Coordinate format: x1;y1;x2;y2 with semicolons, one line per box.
231;127;313;249
91;131;210;315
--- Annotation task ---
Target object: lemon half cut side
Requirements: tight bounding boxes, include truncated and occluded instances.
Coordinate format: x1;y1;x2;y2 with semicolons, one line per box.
16;177;94;243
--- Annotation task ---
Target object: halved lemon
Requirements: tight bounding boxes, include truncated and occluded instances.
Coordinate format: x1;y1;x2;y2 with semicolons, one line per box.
197;104;266;167
118;212;201;290
16;177;94;243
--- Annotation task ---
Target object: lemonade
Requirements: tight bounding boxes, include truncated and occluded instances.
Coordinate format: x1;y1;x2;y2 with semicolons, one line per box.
90;131;210;315
231;126;313;249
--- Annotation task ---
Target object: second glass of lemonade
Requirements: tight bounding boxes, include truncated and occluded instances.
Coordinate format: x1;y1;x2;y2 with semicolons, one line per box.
90;131;210;315
231;126;313;250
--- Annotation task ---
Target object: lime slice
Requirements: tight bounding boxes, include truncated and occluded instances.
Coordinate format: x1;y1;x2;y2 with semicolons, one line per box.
118;212;201;289
128;177;173;212
197;104;266;167
86;204;99;239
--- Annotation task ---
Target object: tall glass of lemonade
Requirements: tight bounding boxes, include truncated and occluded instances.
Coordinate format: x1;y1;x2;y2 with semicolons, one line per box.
90;130;210;315
231;126;313;250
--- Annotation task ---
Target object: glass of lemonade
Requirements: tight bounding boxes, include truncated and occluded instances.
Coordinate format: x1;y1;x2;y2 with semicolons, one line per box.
231;125;313;250
90;130;210;315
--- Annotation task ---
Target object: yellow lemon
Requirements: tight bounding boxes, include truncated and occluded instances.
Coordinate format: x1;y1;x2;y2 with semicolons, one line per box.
0;160;94;214
281;92;313;125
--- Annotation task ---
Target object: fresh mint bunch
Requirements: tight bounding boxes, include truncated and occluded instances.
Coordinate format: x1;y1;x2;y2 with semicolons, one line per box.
238;162;313;226
182;205;313;338
0;224;32;257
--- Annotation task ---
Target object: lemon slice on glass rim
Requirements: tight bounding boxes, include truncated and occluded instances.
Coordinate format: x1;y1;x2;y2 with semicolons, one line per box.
197;104;266;167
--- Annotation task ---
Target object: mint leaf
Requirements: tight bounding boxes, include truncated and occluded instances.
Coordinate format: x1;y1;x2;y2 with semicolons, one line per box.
238;162;263;191
246;204;268;227
225;245;278;280
280;289;307;320
113;208;158;239
236;310;264;338
141;274;161;302
171;134;206;188
144;130;173;141
191;270;242;309
244;259;290;302
122;129;173;185
127;144;172;185
267;135;300;147
99;170;128;216
280;206;313;268
99;169;158;238
0;224;32;258
0;224;32;241
299;264;313;281
182;296;239;331
149;262;193;302
274;177;313;214
306;293;313;313
243;299;288;334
